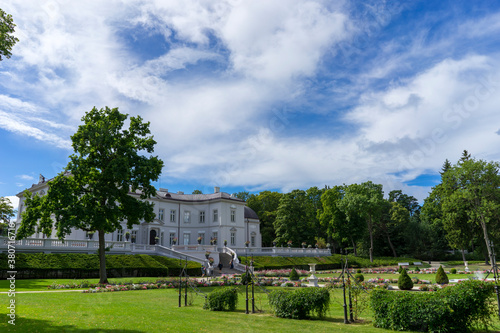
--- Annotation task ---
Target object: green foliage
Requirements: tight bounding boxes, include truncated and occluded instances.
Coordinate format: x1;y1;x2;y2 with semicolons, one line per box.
16;107;164;283
203;288;238;311
356;269;362;273
0;8;19;60
0;253;201;279
339;181;385;262
246;191;282;247
397;269;413;290
440;155;500;261
241;255;422;271
289;268;300;281
240;272;252;285
0;196;15;222
268;288;330;319
371;280;495;332
435;265;449;284
354;273;364;283
274;189;317;246
450;268;457;274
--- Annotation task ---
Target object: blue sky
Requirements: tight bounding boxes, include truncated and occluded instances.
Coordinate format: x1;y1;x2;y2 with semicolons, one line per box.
1;0;500;209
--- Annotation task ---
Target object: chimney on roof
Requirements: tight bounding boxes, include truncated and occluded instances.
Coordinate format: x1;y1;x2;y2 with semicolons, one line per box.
177;191;184;195
214;187;220;193
159;188;168;193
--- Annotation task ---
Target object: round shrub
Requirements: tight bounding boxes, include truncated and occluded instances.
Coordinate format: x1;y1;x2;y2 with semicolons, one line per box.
289;268;300;281
450;268;457;274
240;272;252;285
435;265;449;284
357;269;362;274
398;268;413;290
203;287;238;311
354;273;364;283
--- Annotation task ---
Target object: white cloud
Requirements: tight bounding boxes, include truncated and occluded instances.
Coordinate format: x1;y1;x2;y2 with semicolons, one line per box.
17;175;34;181
1;0;500;203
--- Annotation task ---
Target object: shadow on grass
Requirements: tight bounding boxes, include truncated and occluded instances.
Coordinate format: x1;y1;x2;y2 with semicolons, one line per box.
2;317;145;333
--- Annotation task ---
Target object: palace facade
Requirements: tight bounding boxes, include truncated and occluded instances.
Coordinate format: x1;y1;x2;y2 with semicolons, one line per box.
15;176;261;250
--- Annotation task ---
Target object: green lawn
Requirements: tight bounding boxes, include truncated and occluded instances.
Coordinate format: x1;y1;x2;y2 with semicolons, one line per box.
0;287;394;333
1;283;499;332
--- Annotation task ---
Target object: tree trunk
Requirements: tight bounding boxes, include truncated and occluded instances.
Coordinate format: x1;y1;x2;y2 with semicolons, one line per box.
461;248;467;265
98;229;108;284
480;218;492;266
368;217;374;263
351;238;357;256
387;233;397;257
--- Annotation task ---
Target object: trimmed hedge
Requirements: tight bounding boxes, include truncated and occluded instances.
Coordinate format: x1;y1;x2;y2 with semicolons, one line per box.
203;288;238;311
239;255;422;271
268;288;330;319
0;253;201;279
371;280;495;332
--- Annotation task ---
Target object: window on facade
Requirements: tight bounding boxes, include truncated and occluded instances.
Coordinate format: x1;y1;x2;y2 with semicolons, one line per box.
198;233;205;245
169;232;176;246
199;211;205;223
230;210;236;222
213;209;218;223
251;233;256;247
158;208;164;221
184;211;191;223
117;229;123;242
230;232;236;246
183;233;190;245
170;210;176;223
131;230;137;243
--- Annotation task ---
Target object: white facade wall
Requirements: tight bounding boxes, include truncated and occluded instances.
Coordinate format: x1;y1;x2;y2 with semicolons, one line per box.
15;181;261;249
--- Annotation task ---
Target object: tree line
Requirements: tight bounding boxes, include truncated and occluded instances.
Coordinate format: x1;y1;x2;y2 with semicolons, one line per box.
236;150;500;263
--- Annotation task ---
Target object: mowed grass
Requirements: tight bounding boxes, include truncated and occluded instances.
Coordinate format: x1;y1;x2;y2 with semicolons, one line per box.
0;277;166;292
0;287;395;333
1;283;500;332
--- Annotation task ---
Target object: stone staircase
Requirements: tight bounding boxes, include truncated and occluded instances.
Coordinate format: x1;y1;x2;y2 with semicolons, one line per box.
210;252;243;276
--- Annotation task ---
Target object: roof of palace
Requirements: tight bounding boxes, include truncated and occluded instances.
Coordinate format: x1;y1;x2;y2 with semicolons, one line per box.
244;206;259;220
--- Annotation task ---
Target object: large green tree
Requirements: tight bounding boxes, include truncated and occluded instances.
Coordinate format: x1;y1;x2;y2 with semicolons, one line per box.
339;181;384;262
17;107;164;283
246;191;282;247
318;186;365;255
0;196;15;222
274;189;316;246
440;156;500;264
0;8;19;61
0;197;15;235
420;159;454;260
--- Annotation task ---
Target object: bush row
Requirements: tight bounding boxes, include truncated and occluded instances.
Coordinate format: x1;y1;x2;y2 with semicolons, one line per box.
239;255;422;271
371;280;495;332
0;253;201;279
268;288;330;319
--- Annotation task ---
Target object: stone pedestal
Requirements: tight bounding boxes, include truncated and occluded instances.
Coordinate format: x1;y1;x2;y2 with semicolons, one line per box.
309;263;316;273
307;274;319;287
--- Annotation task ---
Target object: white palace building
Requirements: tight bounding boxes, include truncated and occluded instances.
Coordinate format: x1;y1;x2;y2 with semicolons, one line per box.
2;176;329;269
